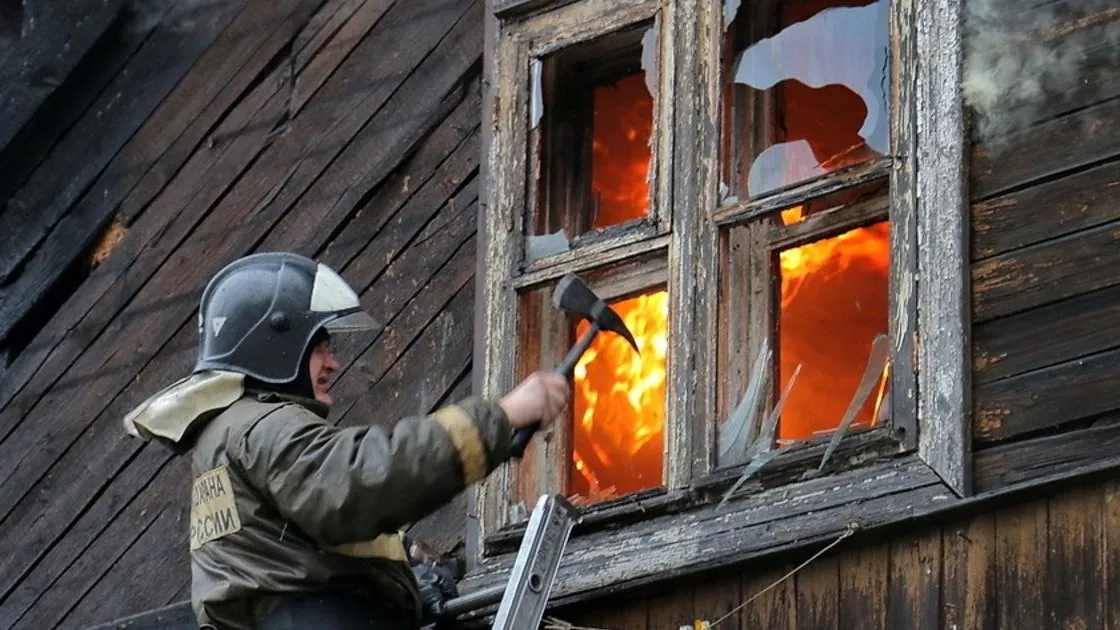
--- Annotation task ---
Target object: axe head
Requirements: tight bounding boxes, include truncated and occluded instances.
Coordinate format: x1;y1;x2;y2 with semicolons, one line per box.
551;273;640;354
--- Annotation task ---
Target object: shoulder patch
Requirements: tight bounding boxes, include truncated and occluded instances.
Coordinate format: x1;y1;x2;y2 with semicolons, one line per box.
190;465;242;550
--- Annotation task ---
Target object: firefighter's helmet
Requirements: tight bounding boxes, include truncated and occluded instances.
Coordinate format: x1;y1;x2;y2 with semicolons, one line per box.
194;252;378;385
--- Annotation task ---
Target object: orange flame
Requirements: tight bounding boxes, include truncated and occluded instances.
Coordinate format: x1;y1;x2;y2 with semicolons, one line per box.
590;73;653;230
570;291;667;502
777;218;890;442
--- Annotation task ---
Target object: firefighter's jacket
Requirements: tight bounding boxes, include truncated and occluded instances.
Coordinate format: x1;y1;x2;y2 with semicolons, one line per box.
187;391;511;630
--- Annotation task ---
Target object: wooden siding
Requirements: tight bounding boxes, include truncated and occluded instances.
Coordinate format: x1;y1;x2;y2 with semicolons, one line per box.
0;0;485;628
557;478;1120;629
969;0;1120;445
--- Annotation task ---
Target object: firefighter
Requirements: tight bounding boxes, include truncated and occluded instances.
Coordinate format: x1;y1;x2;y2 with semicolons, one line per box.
122;252;569;630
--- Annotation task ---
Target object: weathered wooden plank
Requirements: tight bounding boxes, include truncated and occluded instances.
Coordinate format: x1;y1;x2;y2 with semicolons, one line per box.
972;218;1120;323
971;159;1120;260
58;502;189;629
250;0;480;255
0;0;246;347
915;0;971;497
887;0;918;451
0;3;163;204
970;96;1120;201
794;554;840;630
329;216;480;425
838;546;888;630
1105;480;1120;630
965;2;1120;144
713;157;892;226
670;0;717;487
0;0;480;513
0;0;328;426
339;248;478;429
973;284;1120;385
652;583;695;630
740;563;794;630
994;499;1048;629
975;346;1120;443
3;450;186;629
886;531;941;630
597;593;650;630
941;514;997;630
1046;485;1105;629
291;0;395;115
0;0;127;162
692;571;739;630
973;419;1120;492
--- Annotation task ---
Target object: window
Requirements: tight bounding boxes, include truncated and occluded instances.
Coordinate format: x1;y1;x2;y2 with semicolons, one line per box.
713;0;899;466
473;0;968;572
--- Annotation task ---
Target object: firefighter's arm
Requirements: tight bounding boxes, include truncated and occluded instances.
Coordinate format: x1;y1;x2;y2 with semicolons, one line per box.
234;397;511;546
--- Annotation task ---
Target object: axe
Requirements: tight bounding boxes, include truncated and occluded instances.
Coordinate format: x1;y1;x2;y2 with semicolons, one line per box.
509;273;641;458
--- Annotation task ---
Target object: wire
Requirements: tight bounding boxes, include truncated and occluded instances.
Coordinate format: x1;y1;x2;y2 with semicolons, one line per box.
709;522;861;628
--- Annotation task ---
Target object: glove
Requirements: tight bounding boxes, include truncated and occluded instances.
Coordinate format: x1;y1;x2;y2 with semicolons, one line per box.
412;560;459;625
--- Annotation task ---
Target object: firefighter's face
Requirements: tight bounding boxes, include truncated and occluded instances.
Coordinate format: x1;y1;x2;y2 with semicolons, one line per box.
308;340;341;406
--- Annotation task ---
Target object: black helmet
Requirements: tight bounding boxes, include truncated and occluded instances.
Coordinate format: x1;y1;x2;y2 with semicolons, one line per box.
194;252;378;386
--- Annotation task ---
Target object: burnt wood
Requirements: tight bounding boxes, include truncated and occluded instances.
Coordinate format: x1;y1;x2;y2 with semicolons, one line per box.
970;96;1120;201
0;0;329;431
0;0;480;503
972;218;1120;324
973;284;1120;385
0;0;245;348
0;0;127;172
971;158;1120;261
0;2;486;620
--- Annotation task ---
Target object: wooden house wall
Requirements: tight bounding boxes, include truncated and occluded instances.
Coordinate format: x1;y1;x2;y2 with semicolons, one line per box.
968;1;1120;447
0;0;486;628
557;477;1120;630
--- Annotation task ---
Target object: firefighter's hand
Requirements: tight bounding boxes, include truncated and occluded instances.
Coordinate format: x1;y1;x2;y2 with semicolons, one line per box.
500;372;569;430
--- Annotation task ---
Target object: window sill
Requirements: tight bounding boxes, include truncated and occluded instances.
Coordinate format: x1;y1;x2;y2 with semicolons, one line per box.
483;426;904;555
460;452;947;622
458;422;1120;623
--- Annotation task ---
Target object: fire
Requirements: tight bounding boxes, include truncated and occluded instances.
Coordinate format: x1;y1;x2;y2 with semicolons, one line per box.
777;216;890;442
590;73;653;230
570;291;667;502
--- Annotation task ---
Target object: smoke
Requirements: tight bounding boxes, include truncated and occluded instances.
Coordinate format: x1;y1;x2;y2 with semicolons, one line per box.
125;0;235;34
962;0;1120;145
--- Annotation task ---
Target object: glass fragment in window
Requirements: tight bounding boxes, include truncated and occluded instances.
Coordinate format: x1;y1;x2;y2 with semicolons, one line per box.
723;0;890;198
777;220;890;442
532;24;657;243
570;290;667;503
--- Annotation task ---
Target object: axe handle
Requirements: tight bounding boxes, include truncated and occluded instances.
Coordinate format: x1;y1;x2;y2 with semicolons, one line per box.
509;321;601;458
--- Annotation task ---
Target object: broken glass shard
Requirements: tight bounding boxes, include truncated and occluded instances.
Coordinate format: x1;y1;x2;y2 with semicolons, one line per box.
724;0;890;197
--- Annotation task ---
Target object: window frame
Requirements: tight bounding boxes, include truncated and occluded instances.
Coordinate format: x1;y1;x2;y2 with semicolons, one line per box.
469;0;970;582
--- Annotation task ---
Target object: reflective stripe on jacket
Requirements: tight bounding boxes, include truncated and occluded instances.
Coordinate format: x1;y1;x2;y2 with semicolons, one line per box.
189;393;511;629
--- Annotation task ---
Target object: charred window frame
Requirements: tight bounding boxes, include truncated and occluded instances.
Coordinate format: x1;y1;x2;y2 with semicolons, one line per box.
472;0;969;579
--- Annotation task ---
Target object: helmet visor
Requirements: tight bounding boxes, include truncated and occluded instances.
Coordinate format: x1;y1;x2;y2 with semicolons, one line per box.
324;310;381;333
